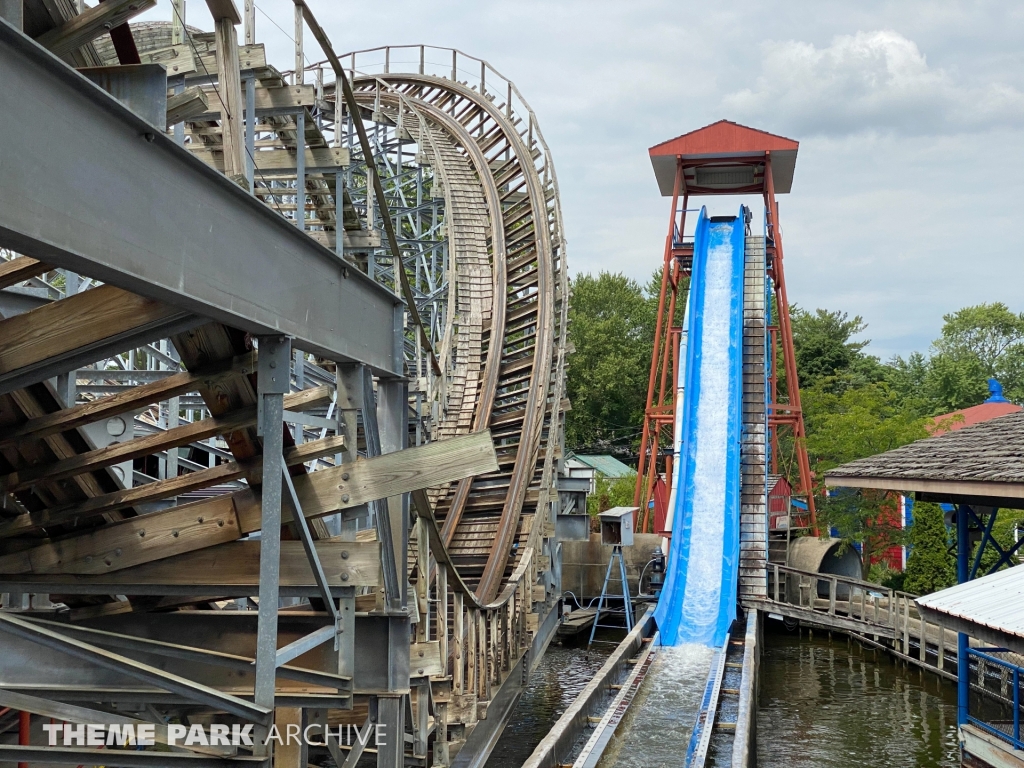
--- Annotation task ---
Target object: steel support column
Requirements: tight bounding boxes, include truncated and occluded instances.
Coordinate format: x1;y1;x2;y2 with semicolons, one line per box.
957;503;970;727
255;336;291;729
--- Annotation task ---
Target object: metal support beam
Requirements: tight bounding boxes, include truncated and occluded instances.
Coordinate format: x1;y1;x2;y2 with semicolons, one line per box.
957;503;970;728
0;23;403;375
255;336;290;718
0;746;266;767
378;377;410;611
339;364;402;608
0;0;22;29
281;463;338;618
0;613;271;723
274;625;334;668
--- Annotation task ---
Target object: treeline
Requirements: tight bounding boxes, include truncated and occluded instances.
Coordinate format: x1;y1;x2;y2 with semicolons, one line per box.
566;271;1024;591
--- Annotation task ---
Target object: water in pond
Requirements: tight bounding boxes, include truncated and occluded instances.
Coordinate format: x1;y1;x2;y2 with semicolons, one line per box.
487;623;961;768
757;627;960;768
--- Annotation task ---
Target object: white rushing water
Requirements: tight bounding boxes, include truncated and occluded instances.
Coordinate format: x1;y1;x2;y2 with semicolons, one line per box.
679;223;736;640
595;644;715;768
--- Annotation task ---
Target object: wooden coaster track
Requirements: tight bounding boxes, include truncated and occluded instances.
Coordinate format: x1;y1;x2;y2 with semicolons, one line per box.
0;8;568;768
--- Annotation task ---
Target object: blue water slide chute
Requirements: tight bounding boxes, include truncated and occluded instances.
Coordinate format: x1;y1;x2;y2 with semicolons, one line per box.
654;206;746;647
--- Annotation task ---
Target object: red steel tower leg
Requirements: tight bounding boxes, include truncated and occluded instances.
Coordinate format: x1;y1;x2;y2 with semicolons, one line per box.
764;152;817;532
635;159;687;531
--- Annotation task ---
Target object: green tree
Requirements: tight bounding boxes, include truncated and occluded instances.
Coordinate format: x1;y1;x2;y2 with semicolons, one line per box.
803;383;930;576
565;269;688;453
565;272;654;451
888;303;1024;412
790;307;884;389
903;502;956;595
586;473;638;516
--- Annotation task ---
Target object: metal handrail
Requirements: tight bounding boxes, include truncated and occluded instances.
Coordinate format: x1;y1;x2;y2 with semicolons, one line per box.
966;647;1023;749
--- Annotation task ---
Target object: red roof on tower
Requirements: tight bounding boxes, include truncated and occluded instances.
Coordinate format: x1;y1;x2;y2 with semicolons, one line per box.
649;120;799;197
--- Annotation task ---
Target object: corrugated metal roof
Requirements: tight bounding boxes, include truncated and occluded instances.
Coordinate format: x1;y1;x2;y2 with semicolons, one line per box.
565;453;634;478
916;565;1024;639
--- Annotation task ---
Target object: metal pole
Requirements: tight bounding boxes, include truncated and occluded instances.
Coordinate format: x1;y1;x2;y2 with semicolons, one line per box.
957;503;970;728
296;110;306;230
254;336;291;727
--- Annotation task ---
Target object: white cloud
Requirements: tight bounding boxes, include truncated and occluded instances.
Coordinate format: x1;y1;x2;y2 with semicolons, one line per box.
723;30;1024;136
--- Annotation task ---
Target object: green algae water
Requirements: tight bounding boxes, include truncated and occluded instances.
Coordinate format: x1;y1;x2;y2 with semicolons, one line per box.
756;627;960;768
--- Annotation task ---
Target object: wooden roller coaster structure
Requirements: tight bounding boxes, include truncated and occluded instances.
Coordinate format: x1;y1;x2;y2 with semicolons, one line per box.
0;3;567;767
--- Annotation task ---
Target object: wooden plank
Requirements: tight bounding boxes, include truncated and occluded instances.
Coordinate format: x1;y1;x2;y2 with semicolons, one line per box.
306;229;382;250
6;388;110;507
34;0;156;57
0;434;345;536
0;385;330;493
0;256;50;290
3;540;379;591
0;495;243;575
189;44;266;77
0;431;498;577
166;85;209;126
409;641;443;678
205;0;242;23
213;17;245;179
189;145;349;172
274;707;303;768
0;284;185;377
195;84;315;120
142;43;195;75
0;352;257;448
236;429;501;531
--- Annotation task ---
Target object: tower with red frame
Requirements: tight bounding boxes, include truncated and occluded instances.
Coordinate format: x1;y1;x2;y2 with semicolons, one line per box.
634;120;817;533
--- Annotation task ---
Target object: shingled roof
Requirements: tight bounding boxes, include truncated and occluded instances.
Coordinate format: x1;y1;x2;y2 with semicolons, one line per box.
824;410;1024;501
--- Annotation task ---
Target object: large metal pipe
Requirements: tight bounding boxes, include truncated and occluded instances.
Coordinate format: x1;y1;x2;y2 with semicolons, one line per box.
788;536;862;599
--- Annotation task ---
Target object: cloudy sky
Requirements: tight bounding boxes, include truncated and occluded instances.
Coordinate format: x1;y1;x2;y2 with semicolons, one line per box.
143;0;1024;360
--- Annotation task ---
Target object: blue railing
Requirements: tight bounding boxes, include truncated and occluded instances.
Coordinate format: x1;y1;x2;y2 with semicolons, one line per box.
967;648;1023;749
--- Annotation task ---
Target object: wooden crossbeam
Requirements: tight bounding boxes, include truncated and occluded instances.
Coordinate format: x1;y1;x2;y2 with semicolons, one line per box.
0;434;344;537
0;351;257;449
0;284;197;394
34;0;156;57
3;540;379;590
188;43;266;78
166;85;209;126
0;385;330;494
193;84;315;120
0;256;50;290
189;145;349;173
0;430;498;576
5;389;110;507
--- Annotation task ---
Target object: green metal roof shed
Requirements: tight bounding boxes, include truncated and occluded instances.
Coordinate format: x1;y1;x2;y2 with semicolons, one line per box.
565;453;635;478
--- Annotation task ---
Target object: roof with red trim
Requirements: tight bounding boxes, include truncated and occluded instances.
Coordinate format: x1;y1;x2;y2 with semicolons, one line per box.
648;120;799;196
649;120;799;157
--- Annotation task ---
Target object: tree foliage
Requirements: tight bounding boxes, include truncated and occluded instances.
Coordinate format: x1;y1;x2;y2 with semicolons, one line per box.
888;303;1024;412
565;272;654;452
790;306;884;390
564;270;687;454
586;473;638;516
902;502;956;595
